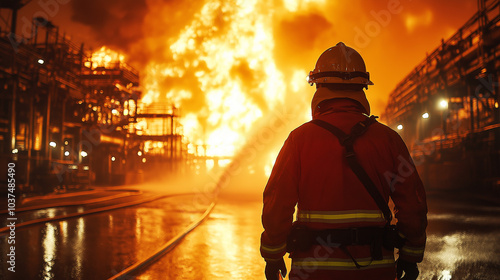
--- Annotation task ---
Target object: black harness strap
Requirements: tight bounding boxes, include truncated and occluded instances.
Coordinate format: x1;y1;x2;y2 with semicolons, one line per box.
310;116;390;268
310;116;392;223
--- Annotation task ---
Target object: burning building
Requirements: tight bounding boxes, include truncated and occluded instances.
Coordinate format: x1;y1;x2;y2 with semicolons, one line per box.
0;2;186;194
2;0;493;195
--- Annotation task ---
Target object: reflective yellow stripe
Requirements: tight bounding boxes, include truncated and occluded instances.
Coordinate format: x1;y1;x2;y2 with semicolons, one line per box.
401;246;425;256
261;243;287;254
292;257;394;270
298;210;385;224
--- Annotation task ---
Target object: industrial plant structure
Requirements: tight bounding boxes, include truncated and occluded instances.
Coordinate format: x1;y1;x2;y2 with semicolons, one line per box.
0;2;186;194
383;0;500;191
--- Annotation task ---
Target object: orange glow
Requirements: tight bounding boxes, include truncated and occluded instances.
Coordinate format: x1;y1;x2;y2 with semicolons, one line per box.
70;0;479;171
404;10;433;33
86;46;126;69
141;1;292;157
133;1;476;161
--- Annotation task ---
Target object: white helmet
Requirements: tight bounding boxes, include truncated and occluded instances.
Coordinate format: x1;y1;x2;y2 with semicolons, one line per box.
309;42;373;115
308;42;373;88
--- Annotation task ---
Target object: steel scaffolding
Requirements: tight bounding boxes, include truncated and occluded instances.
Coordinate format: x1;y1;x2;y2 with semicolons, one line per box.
383;0;500;190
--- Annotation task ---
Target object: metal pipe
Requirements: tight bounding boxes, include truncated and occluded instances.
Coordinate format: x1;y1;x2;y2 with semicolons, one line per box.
45;81;53;161
26;85;35;187
10;3;18;35
10;75;17;151
469;85;475;131
60;96;66;161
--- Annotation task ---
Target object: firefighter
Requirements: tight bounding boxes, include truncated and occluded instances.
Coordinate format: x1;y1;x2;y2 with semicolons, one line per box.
261;42;427;280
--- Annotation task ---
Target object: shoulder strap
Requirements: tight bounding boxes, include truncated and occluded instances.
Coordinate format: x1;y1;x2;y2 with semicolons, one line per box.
310;116;392;223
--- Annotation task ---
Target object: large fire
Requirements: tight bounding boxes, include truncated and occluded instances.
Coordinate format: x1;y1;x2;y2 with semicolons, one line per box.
79;0;478;177
140;0;319;158
86;46;126;69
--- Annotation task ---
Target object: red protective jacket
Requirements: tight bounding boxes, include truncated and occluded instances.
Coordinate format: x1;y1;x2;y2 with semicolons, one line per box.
261;99;427;279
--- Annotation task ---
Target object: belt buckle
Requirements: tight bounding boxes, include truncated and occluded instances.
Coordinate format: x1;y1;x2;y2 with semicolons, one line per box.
351;228;359;245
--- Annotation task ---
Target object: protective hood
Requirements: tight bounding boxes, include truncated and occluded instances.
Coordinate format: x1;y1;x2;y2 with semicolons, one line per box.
311;87;370;116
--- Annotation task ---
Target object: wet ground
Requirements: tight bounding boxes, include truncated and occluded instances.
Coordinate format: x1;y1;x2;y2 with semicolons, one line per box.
0;193;211;280
1;188;500;279
420;191;500;280
136;196;267;280
138;191;500;280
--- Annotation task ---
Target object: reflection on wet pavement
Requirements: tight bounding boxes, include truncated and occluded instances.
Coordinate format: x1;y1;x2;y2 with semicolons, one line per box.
418;192;500;280
137;196;267;279
0;194;209;280
2;191;500;279
138;194;500;280
420;228;500;279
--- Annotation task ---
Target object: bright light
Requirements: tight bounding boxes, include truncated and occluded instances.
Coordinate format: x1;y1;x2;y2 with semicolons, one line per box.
64;141;69;145
397;124;403;130
81;151;88;157
142;158;146;163
439;270;452;280
137;151;142;156
64;151;70;157
111;156;116;162
12;149;18;154
439;99;448;109
422;112;429;119
83;166;89;170
112;109;119;115
49;142;57;148
38;59;44;64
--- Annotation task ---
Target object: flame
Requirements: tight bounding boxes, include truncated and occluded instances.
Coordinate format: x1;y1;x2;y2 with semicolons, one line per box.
141;0;301;157
86;46;126;69
283;0;326;12
69;0;481;165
